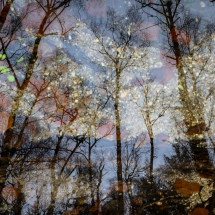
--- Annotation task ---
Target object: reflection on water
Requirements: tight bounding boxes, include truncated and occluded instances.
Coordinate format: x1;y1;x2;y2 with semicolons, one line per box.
0;0;215;214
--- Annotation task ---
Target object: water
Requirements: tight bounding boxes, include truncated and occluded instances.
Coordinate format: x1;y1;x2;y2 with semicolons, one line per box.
0;0;215;214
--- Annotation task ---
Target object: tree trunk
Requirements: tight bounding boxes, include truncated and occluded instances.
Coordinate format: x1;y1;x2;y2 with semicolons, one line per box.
0;11;49;204
209;191;215;215
114;68;124;215
46;136;63;214
149;137;154;185
88;146;96;211
166;1;211;174
13;182;24;215
0;0;15;31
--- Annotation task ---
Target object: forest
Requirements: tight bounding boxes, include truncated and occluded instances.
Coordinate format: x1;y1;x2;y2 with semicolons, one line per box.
0;0;215;214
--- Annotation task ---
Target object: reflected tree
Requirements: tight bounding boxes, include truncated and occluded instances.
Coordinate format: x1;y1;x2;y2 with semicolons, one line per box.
86;8;149;215
0;0;77;211
135;0;215;174
134;0;215;213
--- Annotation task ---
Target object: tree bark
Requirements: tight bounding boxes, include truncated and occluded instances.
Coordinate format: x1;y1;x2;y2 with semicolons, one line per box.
114;67;124;215
165;1;211;174
0;0;15;31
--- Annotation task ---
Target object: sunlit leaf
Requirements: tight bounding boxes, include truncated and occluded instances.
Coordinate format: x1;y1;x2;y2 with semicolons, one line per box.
0;54;6;60
16;57;24;63
7;75;15;82
1;68;10;74
178;84;184;90
0;66;8;71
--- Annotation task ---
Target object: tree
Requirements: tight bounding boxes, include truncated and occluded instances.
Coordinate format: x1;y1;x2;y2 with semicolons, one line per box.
82;8;150;214
0;0;15;31
0;0;77;208
135;0;215;172
135;0;215;213
122;137;148;215
131;75;172;186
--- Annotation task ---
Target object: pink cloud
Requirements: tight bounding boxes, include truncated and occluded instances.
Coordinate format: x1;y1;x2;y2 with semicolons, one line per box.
86;0;106;18
21;2;76;35
98;120;115;138
135;21;159;42
155;133;170;143
149;66;174;84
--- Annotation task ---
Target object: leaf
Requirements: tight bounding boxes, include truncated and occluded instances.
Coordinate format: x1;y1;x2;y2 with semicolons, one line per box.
1;54;6;60
89;203;99;212
7;115;13;129
178;84;184;90
185;123;206;136
1;68;10;74
2;185;18;203
0;112;13;132
0;66;8;71
173;179;200;196
16;57;24;63
117;47;121;53
57;56;63;61
7;75;15;82
190;208;209;215
59;64;68;72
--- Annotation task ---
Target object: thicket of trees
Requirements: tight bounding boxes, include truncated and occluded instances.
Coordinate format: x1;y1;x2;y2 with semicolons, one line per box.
0;0;215;214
